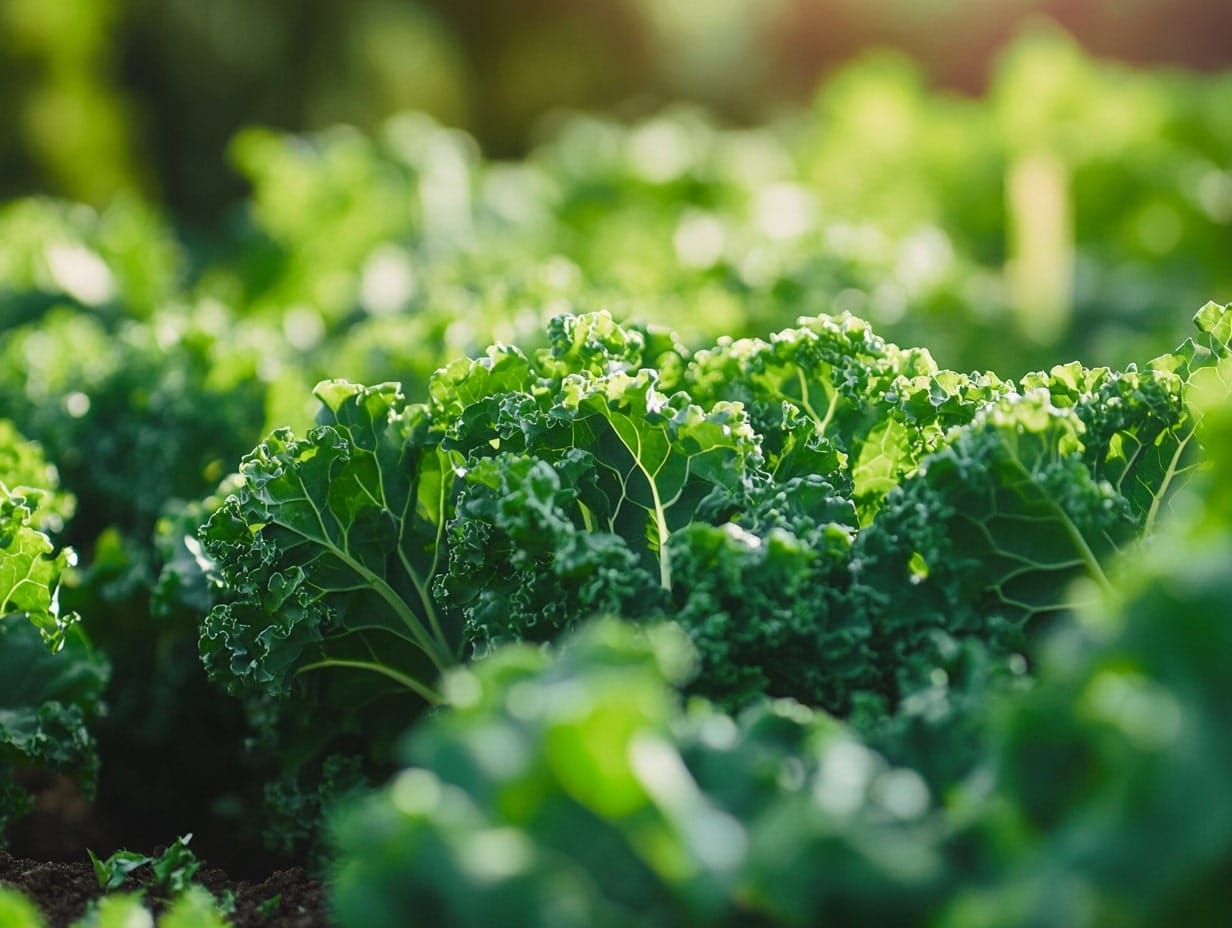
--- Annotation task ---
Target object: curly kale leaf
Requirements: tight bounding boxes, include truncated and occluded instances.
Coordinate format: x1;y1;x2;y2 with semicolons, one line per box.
537;311;691;384
683;313;937;516
850;299;1232;678
1014;302;1232;538
0;616;108;839
943;369;1232;925
1;429;106;841
0;420;75;537
851;392;1139;719
438;451;659;650
877;369;1013;490
1;484;79;650
668;521;866;714
200;380;459;704
554;368;760;589
438;366;759;648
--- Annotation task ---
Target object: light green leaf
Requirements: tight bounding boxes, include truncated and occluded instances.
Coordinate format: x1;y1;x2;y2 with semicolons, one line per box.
1;485;78;649
0;887;46;928
557;368;759;590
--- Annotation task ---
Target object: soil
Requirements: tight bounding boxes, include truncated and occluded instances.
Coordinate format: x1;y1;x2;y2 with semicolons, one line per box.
1;772;333;927
0;850;331;928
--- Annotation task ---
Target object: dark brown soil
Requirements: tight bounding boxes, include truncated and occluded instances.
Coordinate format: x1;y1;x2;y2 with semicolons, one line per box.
2;770;334;926
0;849;331;927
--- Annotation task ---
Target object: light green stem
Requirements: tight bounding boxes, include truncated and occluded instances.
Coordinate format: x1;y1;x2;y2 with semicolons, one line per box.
296;658;443;704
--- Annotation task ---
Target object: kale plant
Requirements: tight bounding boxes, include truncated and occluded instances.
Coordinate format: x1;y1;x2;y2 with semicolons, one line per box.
331;351;1232;928
199;303;1229;844
1;424;108;840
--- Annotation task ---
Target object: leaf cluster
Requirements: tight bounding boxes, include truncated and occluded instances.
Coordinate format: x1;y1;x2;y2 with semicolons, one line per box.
330;352;1232;928
330;618;944;928
200;302;1230;842
1;424;107;837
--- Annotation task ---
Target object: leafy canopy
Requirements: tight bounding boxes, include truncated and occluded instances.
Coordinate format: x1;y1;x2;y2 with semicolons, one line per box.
199;303;1230;804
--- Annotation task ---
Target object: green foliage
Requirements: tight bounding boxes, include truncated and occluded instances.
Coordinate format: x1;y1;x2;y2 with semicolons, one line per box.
201;380;456;701
89;833;202;895
0;617;106;836
157;887;233;928
934;362;1232;928
0;420;74;536
0;306;267;550
329;325;1232;928
258;752;369;867
200;303;1228;867
78;839;230;928
330;618;944;928
1;28;1230;899
0;885;46;928
72;894;154;928
149;836;203;895
37;34;1192;409
1;483;77;649
0;257;274;854
16;880;232;928
71;888;232;928
0;198;182;322
1;423;106;841
90;845;157;891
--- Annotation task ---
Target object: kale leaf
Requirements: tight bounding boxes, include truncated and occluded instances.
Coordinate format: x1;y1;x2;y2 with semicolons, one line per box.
1;428;107;841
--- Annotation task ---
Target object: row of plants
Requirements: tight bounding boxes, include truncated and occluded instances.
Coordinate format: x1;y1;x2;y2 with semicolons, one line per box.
2;29;1231;924
3;299;1231;923
330;364;1232;927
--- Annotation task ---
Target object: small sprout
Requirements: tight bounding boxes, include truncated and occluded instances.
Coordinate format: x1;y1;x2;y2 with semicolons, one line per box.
88;848;153;892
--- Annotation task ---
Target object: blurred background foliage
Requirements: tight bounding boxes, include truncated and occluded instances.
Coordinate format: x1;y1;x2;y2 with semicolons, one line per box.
2;0;1231;222
1;0;1229;380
